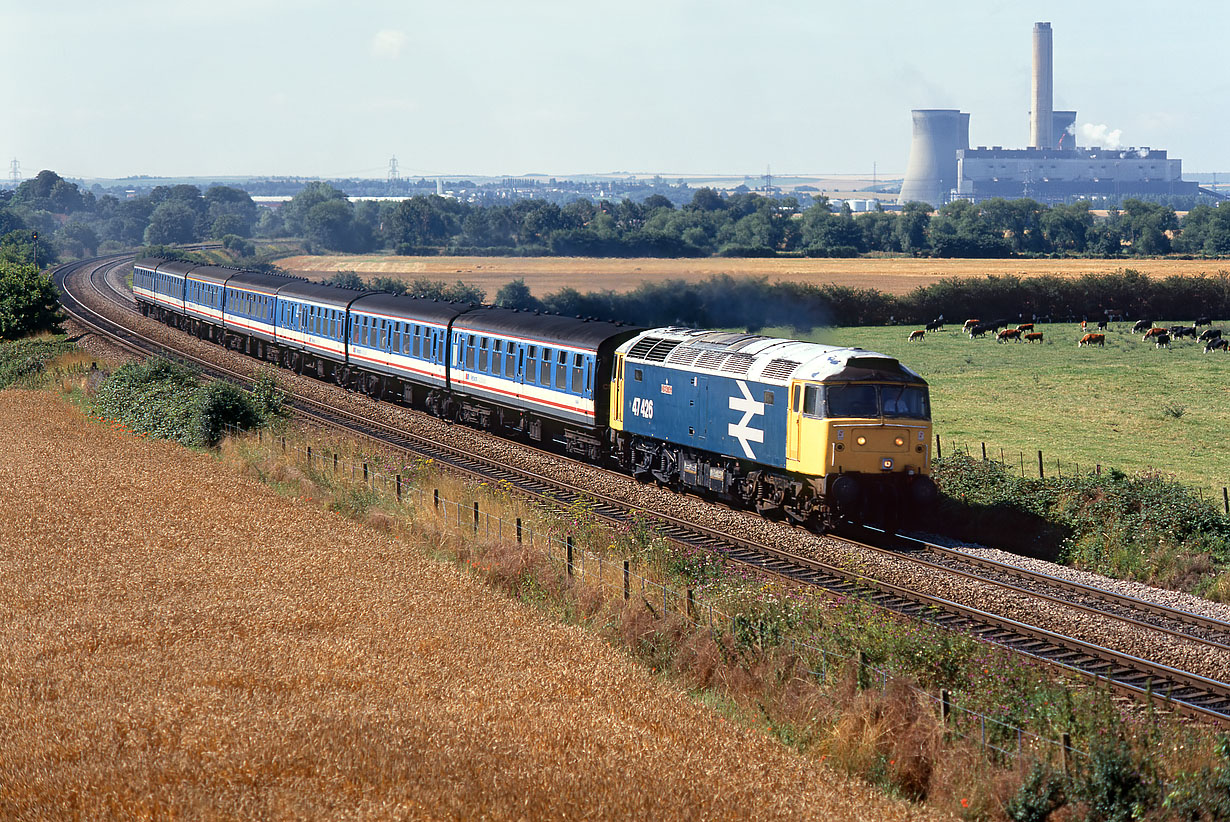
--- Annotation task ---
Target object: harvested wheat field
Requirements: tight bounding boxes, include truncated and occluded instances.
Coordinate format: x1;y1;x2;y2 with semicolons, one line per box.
0;390;941;820
280;253;1230;296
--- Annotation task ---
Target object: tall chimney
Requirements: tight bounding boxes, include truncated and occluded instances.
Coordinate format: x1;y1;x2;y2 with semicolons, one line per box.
1031;22;1053;149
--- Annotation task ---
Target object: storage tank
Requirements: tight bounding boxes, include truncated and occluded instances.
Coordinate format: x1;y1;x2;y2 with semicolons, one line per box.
898;109;967;207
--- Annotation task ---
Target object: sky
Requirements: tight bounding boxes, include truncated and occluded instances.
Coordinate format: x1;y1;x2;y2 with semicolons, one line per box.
4;0;1228;180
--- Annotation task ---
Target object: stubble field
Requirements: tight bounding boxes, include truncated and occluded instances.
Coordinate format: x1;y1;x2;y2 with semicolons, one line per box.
0;390;936;820
279;253;1230;296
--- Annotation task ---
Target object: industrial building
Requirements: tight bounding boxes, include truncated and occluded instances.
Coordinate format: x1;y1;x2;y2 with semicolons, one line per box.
899;22;1202;207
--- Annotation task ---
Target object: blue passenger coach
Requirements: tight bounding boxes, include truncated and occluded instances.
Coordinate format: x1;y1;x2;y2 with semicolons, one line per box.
347;293;465;402
222;270;296;355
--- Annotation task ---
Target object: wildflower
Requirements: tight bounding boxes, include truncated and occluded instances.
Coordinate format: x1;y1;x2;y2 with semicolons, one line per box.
961;798;969;808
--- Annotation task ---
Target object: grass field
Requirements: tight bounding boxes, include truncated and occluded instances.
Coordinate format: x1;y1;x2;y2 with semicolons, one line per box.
278;254;1230;297
782;321;1230;491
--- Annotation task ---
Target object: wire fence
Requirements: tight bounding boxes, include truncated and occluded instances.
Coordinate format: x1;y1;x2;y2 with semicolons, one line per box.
222;422;1092;770
934;433;1230;515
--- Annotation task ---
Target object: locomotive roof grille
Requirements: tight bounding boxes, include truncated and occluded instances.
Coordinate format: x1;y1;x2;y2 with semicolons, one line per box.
719;353;756;375
627;336;664;359
665;347;702;366
761;358;801;380
643;338;683;362
695;350;727;370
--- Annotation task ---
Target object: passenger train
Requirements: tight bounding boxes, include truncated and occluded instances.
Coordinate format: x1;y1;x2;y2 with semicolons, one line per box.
133;257;937;529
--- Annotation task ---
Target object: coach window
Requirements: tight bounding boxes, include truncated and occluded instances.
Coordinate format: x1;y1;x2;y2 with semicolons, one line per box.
525;346;536;384
763;390;775;406
571;354;583;394
555;350;567;389
505;344;516;378
477;337;489;371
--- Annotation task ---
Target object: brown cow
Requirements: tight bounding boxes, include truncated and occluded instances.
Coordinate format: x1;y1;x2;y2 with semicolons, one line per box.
1024;332;1043;343
962;319;980;332
1017;323;1035;332
1143;327;1167;341
1078;333;1105;347
997;328;1022;342
908;329;925;342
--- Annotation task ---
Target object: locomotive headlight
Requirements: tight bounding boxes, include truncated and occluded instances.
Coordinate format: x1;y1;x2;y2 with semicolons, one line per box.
894;436;905;447
881;458;894;471
856;436;867;446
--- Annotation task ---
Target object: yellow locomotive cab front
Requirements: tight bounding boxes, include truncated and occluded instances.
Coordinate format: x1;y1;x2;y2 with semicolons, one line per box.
786;380;935;518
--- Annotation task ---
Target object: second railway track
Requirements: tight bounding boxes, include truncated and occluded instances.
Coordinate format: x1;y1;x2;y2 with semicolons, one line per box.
57;253;1230;725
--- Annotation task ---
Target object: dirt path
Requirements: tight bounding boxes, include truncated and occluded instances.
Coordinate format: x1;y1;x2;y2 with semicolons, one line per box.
0;390;942;820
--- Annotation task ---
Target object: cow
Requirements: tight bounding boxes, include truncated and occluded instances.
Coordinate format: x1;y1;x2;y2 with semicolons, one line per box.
925;318;944;331
1199;328;1223;342
997;328;1022;343
1017;323;1035;333
963;319;980;332
908;329;925;342
1078;333;1105;347
1205;338;1229;353
969;324;990;339
1143;327;1167;341
1196;316;1212;327
1174;326;1198;339
1097;319;1108;331
1154;332;1172;349
1024;332;1044;343
1133;319;1153;333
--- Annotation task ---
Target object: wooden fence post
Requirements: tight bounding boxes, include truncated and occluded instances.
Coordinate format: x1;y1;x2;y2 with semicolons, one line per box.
396;475;402;501
935;434;942;459
623;560;630;601
941;688;951;725
473;502;479;533
1038;450;1044;478
981;442;987;461
566;537;573;576
433;489;439;510
1061;732;1072;774
516;517;522;543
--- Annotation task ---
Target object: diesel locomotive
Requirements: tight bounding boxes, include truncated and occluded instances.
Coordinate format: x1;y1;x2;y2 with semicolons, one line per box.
133;257;935;529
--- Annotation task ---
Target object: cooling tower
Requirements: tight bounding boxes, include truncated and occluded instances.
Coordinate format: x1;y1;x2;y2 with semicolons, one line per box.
898;109;967;207
1031;22;1054;148
1052;110;1077;150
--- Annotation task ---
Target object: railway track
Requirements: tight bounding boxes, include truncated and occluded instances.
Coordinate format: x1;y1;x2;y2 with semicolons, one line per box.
56;253;1230;725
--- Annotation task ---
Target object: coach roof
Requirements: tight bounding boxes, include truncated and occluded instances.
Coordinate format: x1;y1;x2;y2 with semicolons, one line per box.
276;281;372;310
185;264;236;287
350;292;473;326
225;270;298;297
452;306;642;350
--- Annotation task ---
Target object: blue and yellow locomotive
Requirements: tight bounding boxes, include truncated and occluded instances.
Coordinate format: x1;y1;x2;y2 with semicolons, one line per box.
610;328;936;528
132;257;934;529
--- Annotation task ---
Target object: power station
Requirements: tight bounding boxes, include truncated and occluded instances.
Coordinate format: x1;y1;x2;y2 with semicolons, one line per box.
898;22;1202;207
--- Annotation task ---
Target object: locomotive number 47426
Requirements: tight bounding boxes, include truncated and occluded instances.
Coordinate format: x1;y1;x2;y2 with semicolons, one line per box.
631;397;655;419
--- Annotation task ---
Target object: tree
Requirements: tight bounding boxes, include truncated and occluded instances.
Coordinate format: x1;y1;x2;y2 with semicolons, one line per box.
494;278;542;311
304;199;357;251
893;201;932;254
0;261;62;338
56;222;100;258
144;201;200;245
281;182;349;236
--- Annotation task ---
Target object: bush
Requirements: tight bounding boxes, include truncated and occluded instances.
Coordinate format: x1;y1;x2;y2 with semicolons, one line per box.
1005;761;1067;821
1075;735;1161;822
0;335;77;387
0;262;62;339
94;357;269;446
930;454;1230;587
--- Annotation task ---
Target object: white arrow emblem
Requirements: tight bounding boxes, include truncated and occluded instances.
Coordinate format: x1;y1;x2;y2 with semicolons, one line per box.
728;380;764;459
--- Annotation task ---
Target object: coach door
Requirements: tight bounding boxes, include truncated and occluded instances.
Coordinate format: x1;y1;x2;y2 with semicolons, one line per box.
611;354;626;429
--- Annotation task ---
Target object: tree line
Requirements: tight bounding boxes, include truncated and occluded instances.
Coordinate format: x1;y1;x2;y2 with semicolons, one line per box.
6;169;1230;265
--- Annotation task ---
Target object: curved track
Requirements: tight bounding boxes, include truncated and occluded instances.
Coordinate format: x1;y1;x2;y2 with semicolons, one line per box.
56;253;1230;725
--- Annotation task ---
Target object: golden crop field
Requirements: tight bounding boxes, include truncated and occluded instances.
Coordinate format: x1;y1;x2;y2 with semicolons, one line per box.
279;253;1230;296
0;390;936;820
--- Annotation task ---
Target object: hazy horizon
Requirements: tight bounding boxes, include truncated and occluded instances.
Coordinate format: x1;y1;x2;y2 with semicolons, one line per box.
6;0;1229;180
